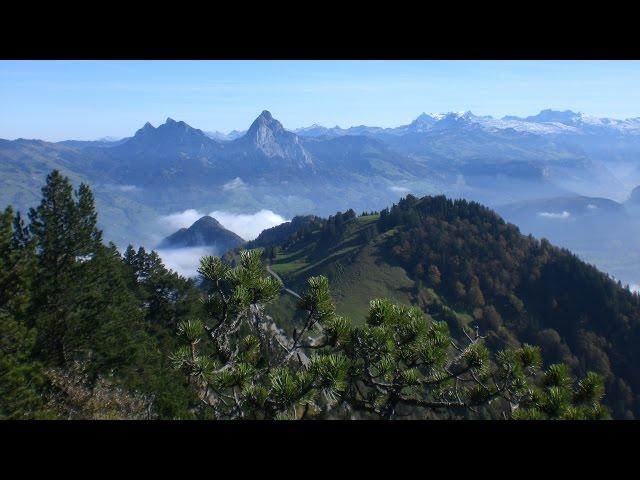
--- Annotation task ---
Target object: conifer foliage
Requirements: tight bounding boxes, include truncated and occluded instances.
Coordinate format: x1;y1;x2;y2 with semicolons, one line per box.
0;170;197;419
173;251;607;419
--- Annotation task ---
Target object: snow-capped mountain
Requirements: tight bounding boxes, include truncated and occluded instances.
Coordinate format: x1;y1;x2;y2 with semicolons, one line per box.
204;129;246;141
294;109;640;138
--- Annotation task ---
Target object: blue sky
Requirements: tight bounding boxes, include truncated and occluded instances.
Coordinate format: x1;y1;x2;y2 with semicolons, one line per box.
1;60;640;141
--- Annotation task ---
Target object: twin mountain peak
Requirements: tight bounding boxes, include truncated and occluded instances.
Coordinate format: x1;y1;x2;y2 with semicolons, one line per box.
132;110;313;168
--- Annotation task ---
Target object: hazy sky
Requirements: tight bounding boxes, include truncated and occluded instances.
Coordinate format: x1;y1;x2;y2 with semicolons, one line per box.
2;60;640;141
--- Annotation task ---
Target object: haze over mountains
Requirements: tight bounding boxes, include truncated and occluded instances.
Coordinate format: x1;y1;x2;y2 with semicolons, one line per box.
2;108;640;285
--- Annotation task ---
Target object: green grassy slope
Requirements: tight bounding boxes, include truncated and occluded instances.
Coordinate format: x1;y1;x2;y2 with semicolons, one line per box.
269;215;410;323
264;214;472;328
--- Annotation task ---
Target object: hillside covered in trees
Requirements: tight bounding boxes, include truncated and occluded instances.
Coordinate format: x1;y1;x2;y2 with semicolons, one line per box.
0;171;623;419
1;171;203;418
253;196;640;419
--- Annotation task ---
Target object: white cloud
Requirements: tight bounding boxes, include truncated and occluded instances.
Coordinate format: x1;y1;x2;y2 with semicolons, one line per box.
210;209;286;240
115;184;139;192
538;210;571;219
222;177;247;191
629;284;640;294
156;246;218;278
587;203;598;210
104;183;141;192
158;209;202;233
389;185;411;194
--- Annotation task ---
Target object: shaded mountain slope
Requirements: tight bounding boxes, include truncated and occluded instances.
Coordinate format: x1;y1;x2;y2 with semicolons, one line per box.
246;215;323;249
158;215;245;253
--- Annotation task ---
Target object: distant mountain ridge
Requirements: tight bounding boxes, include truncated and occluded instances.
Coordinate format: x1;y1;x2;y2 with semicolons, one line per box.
293;109;640;138
3;108;640;284
197;109;640;140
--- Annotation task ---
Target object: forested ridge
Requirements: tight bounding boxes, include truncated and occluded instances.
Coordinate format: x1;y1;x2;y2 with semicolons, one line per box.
1;171;202;418
0;171;619;419
378;195;640;419
257;195;640;418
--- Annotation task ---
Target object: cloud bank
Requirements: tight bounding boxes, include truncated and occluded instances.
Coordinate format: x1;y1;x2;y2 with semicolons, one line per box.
156;246;217;278
538;210;571;219
158;209;203;233
389;185;411;194
152;208;288;276
222;177;247;191
210;210;286;240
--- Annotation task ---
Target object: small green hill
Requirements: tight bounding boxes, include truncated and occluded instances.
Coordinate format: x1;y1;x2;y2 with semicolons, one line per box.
269;215;415;324
242;211;474;336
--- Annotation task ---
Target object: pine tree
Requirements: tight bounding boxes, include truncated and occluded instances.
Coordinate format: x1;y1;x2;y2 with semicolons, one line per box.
0;206;46;418
0;310;47;419
27;170;134;370
172;250;608;420
27;171;88;363
1;206;36;317
2;172;202;418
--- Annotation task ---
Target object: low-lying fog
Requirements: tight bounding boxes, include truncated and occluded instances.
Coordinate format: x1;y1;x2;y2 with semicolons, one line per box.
154;246;218;278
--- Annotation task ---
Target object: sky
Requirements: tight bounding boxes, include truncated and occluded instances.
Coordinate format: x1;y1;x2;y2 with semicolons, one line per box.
1;60;640;141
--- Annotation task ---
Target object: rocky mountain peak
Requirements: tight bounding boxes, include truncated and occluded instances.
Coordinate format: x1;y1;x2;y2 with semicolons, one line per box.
240;111;313;167
247;110;285;136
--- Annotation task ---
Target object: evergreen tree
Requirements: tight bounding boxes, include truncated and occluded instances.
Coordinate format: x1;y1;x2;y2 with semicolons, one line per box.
2;171;201;418
172;251;607;420
0;310;47;419
0;207;46;418
26;172;145;379
1;206;36;318
27;171;102;363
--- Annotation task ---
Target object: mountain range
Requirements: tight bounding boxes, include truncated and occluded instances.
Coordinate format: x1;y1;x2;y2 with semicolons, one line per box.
291;109;640;138
2;108;640;285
